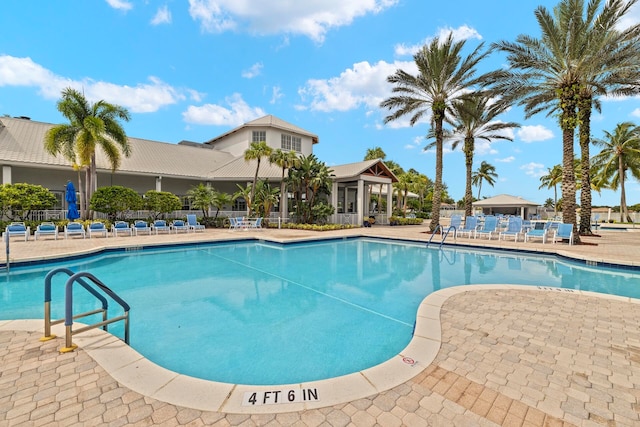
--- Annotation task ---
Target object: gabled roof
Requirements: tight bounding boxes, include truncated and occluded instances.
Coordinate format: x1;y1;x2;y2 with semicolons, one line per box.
0;117;235;179
204;114;319;145
473;194;540;207
210;156;284;181
331;159;398;182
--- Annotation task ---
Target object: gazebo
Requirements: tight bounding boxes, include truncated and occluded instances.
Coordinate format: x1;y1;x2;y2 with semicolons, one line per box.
473;194;541;219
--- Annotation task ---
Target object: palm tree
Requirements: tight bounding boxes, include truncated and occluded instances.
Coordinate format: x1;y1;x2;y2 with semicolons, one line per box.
244;141;273;215
544;198;555;209
269;149;300;220
591;122;640;222
187;183;216;221
442;94;519;217
44;87;131;218
395;171;416;217
364;147;387;213
380;34;492;231
539;165;563;215
471;161;497;200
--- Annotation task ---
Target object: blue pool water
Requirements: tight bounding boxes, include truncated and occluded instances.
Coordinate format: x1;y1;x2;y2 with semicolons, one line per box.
1;237;639;385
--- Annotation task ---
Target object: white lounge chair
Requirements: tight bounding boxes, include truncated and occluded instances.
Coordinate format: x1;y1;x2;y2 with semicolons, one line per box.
186;214;205;232
170;219;189;233
87;221;108;238
499;217;523;241
111;221;132;237
64;222;85;239
34;222;58;240
132;220;152;235
457;216;478;239
474;216;498;240
152;219;171;234
553;223;574;245
4;222;30;241
524;222;549;243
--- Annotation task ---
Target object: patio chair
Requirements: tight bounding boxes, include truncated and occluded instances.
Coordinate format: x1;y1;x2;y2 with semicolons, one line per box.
524;222;549;243
4;222;30;242
34;222;58;240
474;216;498;240
64;222;85;239
250;217;263;230
457;216;478;238
170;219;189;233
553;223;574;245
152;219;171;234
228;217;243;231
111;221;132;237
499;217;523;241
449;215;462;231
132;220;152;236
87;221;108;238
186;214;205;232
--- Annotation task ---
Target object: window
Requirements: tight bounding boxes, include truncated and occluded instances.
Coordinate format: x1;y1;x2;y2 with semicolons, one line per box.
233;198;246;212
281;134;301;152
252;130;266;143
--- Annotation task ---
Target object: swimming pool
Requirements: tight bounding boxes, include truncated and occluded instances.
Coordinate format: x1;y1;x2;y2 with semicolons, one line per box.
1;237;639;385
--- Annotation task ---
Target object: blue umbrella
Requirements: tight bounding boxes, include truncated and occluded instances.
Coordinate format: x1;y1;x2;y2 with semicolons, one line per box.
65;181;80;220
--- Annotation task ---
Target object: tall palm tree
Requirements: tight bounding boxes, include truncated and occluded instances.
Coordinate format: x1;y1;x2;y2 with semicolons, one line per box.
539;165;563;215
269;149;300;219
591;122;640;222
380;34;492;231
44;87;131;219
364;147;387;213
441;94;519;217
244;141;273;215
471;161;497;200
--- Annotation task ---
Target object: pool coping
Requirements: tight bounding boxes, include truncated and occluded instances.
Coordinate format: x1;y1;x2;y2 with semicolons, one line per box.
1;284;638;414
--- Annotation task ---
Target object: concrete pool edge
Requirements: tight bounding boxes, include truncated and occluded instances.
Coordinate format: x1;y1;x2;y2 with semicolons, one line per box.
2;284;638;414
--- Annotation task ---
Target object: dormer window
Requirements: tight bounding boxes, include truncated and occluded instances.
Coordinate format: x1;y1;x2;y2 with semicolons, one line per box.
252;130;266;143
281;134;301;152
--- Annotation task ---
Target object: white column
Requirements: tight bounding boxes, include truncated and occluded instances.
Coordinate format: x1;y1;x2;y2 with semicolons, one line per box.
386;183;393;221
155;176;162;192
357;179;364;226
331;181;338;223
2;166;11;184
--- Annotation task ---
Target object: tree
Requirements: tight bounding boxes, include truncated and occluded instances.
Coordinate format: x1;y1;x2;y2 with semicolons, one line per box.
288;154;334;224
539;165;563;215
187;184;216;222
441;94;519;216
143;190;181;220
591;122;640;222
364;147;387;214
395;171;416;217
89;186;141;222
544;198;555;209
0;183;57;221
381;34;492;231
244;141;273;215
269;149;300;219
44;88;131;219
471;161;497;200
211;190;234;220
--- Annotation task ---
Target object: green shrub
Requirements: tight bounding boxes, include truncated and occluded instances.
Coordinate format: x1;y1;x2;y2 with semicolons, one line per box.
90;186;142;221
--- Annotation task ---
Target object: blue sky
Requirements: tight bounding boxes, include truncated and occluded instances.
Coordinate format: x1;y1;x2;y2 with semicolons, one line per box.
1;0;639;207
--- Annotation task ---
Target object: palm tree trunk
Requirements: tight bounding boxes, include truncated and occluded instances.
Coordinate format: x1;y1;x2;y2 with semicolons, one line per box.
559;85;580;244
619;156;628;222
77;170;85;220
429;114;444;231
464;139;474;217
84;168;91;220
578;97;593;235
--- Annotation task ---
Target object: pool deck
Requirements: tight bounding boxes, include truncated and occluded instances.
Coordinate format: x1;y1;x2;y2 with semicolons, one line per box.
1;224;639;426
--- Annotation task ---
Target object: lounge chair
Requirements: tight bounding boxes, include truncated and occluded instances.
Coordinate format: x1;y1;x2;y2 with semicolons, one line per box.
553;223;574;245
474;216;498;239
499;217;523;241
64;222;85;239
34;222;58;240
186;214;205;232
457;216;478;238
87;221;108;238
170;219;189;233
132;220;152;235
449;215;462;231
524;222;549;243
250;217;263;230
111;221;132;237
152;219;171;234
4;222;30;242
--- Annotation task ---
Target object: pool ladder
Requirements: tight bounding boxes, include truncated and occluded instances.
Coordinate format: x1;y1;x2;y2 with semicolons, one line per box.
426;224;457;247
40;267;131;353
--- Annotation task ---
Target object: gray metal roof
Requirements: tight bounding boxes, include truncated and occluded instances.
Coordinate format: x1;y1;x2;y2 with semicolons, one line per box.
210;156;285;181
0;117;235;179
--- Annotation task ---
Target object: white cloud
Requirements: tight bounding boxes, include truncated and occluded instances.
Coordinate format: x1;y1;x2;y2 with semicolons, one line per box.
299;59;415;114
632;108;640;118
517;125;554;142
270;86;283;104
151;5;172;25
242;63;263;79
394;25;482;56
495;156;515;163
520;162;546;178
0;55;185;113
188;0;398;43
617;1;640;30
182;93;265;126
105;0;132;11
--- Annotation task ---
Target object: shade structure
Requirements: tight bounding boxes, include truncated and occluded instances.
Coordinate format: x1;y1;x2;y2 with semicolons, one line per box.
65;181;80;220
